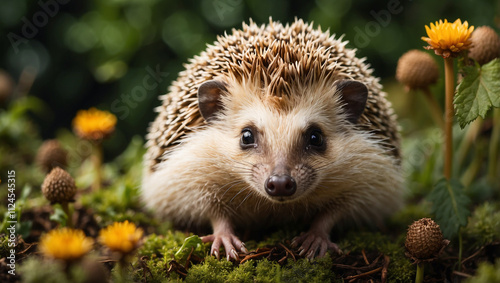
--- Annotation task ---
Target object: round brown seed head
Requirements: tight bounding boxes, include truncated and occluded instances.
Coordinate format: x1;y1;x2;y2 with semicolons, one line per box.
405;218;444;260
41;167;76;204
36;140;68;173
396;50;439;90
468;26;500;65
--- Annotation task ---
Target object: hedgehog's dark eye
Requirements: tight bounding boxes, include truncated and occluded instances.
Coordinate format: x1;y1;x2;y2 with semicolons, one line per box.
309;130;323;146
240;128;256;149
306;127;325;152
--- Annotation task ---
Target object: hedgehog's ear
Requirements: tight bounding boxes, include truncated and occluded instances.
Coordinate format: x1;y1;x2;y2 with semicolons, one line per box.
198;80;227;122
335;80;368;124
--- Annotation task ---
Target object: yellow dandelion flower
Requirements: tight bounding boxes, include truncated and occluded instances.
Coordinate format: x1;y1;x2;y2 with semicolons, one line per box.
421;19;474;58
72;107;117;141
39;228;93;261
99;221;143;254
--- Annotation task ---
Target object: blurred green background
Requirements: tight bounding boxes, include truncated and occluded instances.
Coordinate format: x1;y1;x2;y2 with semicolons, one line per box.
1;0;499;159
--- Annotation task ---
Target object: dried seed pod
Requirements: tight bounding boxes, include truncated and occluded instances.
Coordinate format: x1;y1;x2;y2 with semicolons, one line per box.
405;218;446;260
41;167;76;204
36;139;68;173
396;50;439;90
468;26;500;65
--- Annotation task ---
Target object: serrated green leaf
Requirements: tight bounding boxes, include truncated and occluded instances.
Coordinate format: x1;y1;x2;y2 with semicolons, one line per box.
454;59;500;128
428;178;471;238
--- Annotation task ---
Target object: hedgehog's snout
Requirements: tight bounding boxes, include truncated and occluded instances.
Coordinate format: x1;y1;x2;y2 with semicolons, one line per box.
265;174;297;197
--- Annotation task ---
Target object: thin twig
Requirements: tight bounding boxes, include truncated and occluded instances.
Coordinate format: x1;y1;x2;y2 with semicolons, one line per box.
332;254;382;272
381;255;390;283
453;270;472;278
345;266;383;282
361;249;370;265
240;250;272;264
279;243;296;261
184;247;195;269
461;247;484;264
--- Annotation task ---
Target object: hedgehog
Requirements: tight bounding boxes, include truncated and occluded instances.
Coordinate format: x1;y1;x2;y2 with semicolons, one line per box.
142;18;403;260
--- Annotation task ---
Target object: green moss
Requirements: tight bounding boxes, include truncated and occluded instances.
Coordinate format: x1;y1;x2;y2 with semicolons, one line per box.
387;252;416;282
0;234;9;259
465;259;500;283
339;230;416;282
340;231;402;255
184;256;234;282
464;202;500;247
184;254;337;282
132;257;175;283
225;260;255;283
282;256;337;282
132;232;192;282
254;259;282;282
174;235;208;265
138;231;189;259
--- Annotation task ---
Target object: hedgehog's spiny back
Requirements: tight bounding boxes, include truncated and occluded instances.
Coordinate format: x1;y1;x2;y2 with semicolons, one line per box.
145;19;399;173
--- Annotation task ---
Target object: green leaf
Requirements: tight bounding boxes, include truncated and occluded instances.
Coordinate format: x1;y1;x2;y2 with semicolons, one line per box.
454;59;500;128
17;221;32;240
49;205;68;227
174;235;206;263
428;178;471;238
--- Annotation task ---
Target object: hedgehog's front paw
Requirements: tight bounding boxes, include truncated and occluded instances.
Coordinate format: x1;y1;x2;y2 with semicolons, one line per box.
201;233;248;260
292;230;342;259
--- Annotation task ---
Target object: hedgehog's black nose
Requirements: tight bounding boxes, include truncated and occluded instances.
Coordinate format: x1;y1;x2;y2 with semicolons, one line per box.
265;175;296;197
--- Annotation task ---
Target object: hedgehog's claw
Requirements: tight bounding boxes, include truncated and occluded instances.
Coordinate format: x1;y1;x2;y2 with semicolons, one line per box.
201;233;247;260
292;231;342;259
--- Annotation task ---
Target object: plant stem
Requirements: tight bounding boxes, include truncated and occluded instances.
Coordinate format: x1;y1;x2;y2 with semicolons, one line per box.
444;58;455;180
422;87;444;129
16;66;37;98
416;263;424;283
92;142;102;191
458;229;463;271
116;257;128;283
488;108;500;184
61;202;72;228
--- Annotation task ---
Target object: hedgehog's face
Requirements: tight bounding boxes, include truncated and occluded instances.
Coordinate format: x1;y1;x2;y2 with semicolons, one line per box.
198;79;368;203
234;113;327;203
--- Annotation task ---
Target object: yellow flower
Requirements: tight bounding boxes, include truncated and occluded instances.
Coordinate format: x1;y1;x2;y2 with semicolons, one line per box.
39;228;93;260
422;19;474;58
72;108;117;141
99;221;143;254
